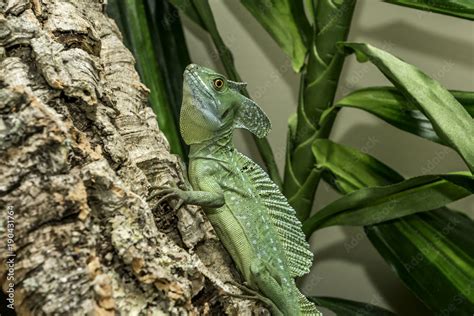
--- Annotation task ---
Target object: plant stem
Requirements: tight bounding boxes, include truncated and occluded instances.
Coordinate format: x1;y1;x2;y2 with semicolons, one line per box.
284;0;356;220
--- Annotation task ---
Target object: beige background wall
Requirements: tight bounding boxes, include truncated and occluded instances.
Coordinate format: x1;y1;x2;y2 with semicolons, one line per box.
181;1;474;314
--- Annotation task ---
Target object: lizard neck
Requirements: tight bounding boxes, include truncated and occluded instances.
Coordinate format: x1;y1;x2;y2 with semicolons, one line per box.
188;129;234;159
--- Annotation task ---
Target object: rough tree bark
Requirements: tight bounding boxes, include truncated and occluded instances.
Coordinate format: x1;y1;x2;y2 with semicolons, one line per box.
0;0;265;314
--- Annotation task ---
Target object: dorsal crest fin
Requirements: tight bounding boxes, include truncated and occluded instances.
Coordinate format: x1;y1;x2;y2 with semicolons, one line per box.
297;289;322;315
235;152;314;278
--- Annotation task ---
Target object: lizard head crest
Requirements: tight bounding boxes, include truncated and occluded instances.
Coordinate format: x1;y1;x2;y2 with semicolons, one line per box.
180;64;271;145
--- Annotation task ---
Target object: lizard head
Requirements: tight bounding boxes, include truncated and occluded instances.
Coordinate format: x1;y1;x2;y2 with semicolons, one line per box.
180;64;271;145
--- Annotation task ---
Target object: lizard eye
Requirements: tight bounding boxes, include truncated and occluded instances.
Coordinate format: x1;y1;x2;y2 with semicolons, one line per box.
213;78;225;90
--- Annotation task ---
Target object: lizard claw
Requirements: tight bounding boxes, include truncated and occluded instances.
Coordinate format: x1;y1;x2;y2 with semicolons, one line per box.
173;198;185;212
224;280;259;296
150;186;187;212
149;187;175;200
223;280;275;310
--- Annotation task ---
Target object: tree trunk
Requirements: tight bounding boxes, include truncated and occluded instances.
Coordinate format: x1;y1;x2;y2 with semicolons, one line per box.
0;0;263;314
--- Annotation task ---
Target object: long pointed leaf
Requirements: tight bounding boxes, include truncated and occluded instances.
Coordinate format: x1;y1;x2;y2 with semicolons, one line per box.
240;0;308;71
312;138;403;193
366;209;474;314
310;139;474;313
382;0;474;20
304;171;472;233
305;140;473;232
149;0;191;125
340;43;474;173
165;0;206;29
309;296;396;316
336;87;474;145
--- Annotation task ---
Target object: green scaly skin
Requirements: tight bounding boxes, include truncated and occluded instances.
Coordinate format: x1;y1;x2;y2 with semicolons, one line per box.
159;64;321;315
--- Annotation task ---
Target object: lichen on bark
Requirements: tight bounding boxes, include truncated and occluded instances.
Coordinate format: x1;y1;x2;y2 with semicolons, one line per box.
0;0;264;314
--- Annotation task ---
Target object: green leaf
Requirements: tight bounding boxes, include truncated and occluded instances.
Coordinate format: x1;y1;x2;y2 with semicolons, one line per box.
305;140;473;232
166;0;206;29
149;0;191;124
366;209;474;313
108;0;185;157
340;43;474;173
309;296;396;316
312;138;404;193
240;0;308;71
304;172;473;233
288;168;323;221
311;139;474;314
336;87;474;145
147;0;191;157
382;0;474;20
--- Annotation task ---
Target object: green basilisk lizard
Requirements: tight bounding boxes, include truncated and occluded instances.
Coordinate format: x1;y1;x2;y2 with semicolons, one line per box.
158;64;321;315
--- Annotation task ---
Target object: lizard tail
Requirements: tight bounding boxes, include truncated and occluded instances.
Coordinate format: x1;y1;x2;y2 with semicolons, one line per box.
298;290;322;316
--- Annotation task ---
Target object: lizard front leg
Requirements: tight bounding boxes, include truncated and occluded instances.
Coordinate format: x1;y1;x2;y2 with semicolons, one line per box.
153;187;225;210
